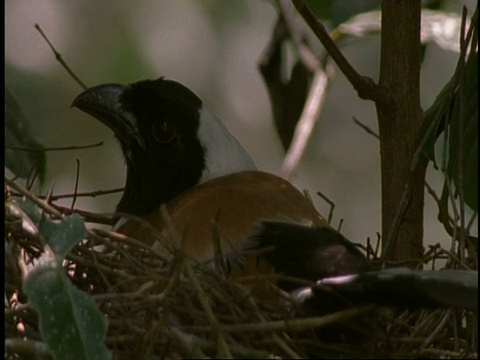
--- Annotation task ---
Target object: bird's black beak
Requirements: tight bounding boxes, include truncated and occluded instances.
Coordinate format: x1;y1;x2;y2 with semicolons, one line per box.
72;84;146;150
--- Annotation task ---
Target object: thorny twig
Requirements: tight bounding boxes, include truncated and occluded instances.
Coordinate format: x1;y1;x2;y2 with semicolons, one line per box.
34;23;87;89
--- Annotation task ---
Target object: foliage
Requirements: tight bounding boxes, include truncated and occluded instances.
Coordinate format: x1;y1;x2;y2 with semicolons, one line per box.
420;7;478;238
6;198;111;360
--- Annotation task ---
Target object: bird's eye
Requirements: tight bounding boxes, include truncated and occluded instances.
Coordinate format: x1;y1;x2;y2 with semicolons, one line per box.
153;121;176;144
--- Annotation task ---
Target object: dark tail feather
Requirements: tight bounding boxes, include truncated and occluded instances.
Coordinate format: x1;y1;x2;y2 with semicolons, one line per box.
293;268;478;311
251;221;371;291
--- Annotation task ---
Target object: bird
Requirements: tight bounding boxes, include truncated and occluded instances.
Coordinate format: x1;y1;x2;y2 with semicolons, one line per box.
72;77;371;289
72;77;479;313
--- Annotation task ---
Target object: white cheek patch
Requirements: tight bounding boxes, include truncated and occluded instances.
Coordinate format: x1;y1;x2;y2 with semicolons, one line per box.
197;106;257;183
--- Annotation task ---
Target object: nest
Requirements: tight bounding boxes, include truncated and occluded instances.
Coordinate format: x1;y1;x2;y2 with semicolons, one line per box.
5;178;478;359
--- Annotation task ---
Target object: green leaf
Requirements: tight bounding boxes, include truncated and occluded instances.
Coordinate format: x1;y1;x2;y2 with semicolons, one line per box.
15;199;87;259
14;198;43;225
23;248;111;360
5;85;46;183
410;7;478;243
447;26;478;212
39;214;88;260
14;199;110;359
418;74;456;166
421;7;478;220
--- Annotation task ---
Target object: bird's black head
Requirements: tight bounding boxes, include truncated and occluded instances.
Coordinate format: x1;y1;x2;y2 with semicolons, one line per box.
72;77;255;216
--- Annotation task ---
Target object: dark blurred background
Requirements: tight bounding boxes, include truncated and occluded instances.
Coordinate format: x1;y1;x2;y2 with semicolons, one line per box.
5;0;475;249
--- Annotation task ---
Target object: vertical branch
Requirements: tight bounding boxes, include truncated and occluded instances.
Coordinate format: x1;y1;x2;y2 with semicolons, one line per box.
377;1;427;261
289;0;431;261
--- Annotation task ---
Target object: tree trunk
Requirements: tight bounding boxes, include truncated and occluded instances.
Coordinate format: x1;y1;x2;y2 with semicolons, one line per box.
377;1;427;261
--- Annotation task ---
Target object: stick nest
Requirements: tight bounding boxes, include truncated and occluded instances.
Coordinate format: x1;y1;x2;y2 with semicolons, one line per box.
5;179;478;359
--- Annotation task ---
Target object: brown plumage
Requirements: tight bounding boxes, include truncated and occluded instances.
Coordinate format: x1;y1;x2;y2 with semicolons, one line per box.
118;171;327;260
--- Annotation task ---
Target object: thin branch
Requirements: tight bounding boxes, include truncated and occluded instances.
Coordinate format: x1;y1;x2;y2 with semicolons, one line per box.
424;182;455;234
26;167;40;190
421;310;452;349
6;141;104;152
70;159;81;210
181;305;374;333
315;190;335;224
38;187;124;201
51;205;112;225
184;261;232;358
352;116;379;139
291;0;384;103
6;178;63;218
44;181;55;205
34;23;87;90
281;69;329;179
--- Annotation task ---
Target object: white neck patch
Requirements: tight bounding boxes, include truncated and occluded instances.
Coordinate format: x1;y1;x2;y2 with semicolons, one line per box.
197;106;256;183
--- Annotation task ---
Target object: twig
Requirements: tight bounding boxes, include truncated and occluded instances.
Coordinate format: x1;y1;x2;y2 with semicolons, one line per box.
184;261;233;358
281;69;329;179
91;228;170;263
164;327;271;359
85;230;153;272
436;248;473;270
26;168;40;190
417;348;477;359
374;233;382;259
71;159;81;210
152;256;184;303
315;190;335;224
182;305;373;333
424;182;456;236
239;282;302;358
337;218;344;232
36;187;124;201
49;205;112;225
271;332;302;359
34;23;87;90
421;309;452;349
291;0;384;102
44;180;55;206
6;141;104;152
5;178;63;218
352;116;379;139
165;326;209;358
